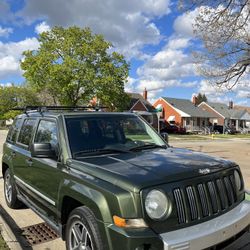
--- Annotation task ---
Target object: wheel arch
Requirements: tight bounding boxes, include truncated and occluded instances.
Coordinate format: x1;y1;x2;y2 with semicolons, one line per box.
58;185;112;241
2;162;9;177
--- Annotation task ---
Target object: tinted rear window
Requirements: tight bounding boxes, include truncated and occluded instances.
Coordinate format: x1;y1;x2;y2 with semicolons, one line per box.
6;118;23;143
17;119;36;146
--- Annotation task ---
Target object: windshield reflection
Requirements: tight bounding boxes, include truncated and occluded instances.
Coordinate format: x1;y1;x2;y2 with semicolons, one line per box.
65;115;166;157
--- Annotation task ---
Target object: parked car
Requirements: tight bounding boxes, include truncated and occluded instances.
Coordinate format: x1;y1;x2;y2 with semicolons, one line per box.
161;123;186;134
2;106;250;250
213;125;237;134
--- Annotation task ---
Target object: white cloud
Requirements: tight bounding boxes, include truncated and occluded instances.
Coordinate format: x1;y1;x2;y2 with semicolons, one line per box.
125;77;138;93
197;74;250;103
137;79;197;92
173;8;200;38
135;35;196;92
35;21;50;34
17;0;171;58
0;82;12;87
0;26;13;37
0;38;39;78
234;78;250;99
167;37;191;50
0;56;20;77
0;1;13;22
237;90;250;98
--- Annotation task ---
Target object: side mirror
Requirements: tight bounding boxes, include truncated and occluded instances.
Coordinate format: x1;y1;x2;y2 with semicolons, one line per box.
30;143;56;158
160;132;169;143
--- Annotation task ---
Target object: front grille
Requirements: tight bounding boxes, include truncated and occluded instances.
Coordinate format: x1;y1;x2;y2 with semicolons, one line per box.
173;173;238;224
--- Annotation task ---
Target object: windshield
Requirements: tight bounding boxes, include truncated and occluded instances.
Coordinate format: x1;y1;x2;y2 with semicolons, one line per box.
65;114;167;157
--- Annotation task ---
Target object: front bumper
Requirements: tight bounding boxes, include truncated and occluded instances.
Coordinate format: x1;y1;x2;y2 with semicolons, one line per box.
160;200;250;250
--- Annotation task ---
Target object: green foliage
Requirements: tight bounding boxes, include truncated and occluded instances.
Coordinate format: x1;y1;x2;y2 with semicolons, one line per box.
0;86;41;119
196;93;207;105
0;233;9;250
21;26;129;110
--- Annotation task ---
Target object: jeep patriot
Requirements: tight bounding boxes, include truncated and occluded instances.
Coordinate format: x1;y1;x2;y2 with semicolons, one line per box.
2;106;250;250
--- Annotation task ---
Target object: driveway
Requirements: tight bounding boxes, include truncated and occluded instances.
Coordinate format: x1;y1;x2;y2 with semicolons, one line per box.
171;139;250;189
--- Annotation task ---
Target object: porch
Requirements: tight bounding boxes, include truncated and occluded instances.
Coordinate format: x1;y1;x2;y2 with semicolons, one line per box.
183;117;212;134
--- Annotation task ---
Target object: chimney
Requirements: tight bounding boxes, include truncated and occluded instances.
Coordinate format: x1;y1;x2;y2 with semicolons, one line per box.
229;101;233;109
192;95;198;106
143;88;148;100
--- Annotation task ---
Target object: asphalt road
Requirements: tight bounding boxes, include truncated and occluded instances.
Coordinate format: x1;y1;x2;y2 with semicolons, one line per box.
0;130;249;249
171;138;250;190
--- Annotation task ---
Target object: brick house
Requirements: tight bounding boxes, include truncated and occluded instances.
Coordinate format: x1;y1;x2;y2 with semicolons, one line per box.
127;89;157;127
199;101;250;131
153;96;214;132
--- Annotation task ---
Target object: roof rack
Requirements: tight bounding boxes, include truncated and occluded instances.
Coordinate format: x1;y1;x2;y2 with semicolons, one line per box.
11;106;108;115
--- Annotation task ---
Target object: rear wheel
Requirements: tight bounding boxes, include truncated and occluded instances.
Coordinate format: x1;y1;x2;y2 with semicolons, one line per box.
66;206;103;250
4;168;23;209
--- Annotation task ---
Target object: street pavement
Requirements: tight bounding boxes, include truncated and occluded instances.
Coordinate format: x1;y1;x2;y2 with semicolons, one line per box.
171;138;250;190
0;130;249;249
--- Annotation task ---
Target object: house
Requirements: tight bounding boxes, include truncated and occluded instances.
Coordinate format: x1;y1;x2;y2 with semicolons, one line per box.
153;96;215;132
234;105;250;128
127;89;157;127
199;101;250;131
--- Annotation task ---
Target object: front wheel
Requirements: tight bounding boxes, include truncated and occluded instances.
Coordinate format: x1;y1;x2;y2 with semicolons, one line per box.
4;169;23;209
66;206;104;250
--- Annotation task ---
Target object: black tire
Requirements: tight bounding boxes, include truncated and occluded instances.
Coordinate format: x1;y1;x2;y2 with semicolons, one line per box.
66;206;104;250
4;168;23;209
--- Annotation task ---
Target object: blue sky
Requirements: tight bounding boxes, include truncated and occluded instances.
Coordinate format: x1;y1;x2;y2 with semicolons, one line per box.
0;0;249;106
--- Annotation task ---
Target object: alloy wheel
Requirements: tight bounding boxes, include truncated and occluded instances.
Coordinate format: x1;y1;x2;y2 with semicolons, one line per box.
69;220;93;250
5;173;13;203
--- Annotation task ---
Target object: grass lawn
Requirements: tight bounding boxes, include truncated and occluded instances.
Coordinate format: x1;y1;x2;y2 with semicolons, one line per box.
169;133;250;141
246;192;250;201
0;233;9;250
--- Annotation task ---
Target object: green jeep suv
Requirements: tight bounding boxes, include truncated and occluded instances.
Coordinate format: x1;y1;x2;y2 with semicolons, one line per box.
2;107;250;250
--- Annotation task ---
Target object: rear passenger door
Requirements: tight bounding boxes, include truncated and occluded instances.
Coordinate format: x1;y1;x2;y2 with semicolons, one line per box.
12;118;38;197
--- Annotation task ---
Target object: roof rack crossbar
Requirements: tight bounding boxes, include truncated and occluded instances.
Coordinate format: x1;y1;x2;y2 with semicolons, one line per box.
10;106;107;113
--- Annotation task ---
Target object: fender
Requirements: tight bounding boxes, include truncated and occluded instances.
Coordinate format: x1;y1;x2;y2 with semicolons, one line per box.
57;178;112;223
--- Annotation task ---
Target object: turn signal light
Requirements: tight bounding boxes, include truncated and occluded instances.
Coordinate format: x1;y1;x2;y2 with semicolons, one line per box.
113;215;148;228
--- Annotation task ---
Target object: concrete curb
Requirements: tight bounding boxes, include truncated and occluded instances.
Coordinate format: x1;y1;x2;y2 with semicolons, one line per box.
0;204;32;250
0;215;22;250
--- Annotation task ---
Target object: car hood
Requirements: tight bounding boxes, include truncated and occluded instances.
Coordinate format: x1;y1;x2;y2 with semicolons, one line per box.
68;147;236;192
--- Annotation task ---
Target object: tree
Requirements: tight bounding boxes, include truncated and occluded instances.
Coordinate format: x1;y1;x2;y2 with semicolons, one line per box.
179;0;250;88
21;26;130;110
196;92;208;105
0;85;41;119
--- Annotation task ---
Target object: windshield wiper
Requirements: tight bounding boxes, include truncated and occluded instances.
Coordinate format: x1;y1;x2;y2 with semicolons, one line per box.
73;148;131;157
130;143;167;151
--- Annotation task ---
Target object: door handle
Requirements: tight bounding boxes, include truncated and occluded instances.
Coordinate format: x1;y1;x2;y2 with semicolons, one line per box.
11;151;16;157
26;159;33;167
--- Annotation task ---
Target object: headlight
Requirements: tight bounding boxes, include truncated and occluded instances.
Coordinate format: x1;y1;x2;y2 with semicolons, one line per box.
145;190;171;220
234;170;242;191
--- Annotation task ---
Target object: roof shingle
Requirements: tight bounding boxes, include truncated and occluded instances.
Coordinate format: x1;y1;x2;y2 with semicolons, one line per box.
163;97;214;118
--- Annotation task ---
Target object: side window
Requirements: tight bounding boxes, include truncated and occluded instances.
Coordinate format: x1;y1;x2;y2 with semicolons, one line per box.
34;120;58;147
17;119;36;146
6;118;23;143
